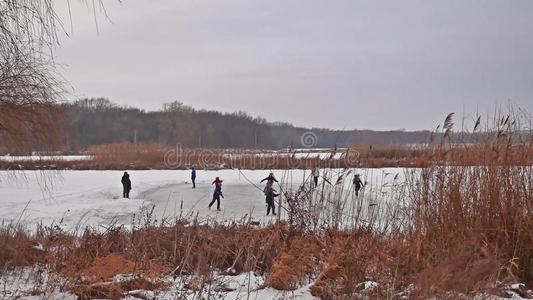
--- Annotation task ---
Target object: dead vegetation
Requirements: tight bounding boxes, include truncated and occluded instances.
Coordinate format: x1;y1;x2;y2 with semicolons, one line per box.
3;141;531;171
0;112;532;299
0;0;66;154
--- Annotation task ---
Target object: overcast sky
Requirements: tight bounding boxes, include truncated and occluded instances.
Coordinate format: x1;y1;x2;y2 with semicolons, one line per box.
55;0;533;131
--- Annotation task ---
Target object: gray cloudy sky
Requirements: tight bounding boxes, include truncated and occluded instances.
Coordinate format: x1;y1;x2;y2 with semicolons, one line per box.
55;0;533;131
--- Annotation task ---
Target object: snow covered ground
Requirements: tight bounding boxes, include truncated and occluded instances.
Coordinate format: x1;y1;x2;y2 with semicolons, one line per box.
1;267;529;300
0;149;345;163
0;267;319;300
131;272;319;300
0;168;409;232
0;155;93;162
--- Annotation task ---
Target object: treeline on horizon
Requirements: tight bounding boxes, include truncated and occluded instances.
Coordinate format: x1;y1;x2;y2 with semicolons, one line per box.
61;98;433;151
4;98;437;153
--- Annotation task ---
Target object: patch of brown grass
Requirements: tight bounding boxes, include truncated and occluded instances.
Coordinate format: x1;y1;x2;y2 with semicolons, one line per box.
71;278;163;300
0;217;531;298
82;254;135;281
267;235;323;290
0;226;46;270
415;253;502;297
310;232;402;299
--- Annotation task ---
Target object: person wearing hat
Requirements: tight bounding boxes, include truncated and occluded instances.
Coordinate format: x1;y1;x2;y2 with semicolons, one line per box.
209;177;224;210
121;171;132;199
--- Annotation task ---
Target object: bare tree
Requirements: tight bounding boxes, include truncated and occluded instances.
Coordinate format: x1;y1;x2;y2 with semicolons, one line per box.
0;1;110;153
0;0;66;153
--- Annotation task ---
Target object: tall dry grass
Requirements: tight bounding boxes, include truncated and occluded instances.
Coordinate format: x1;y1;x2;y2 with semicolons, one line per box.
1;112;532;299
401;115;533;296
89;143;360;170
6;140;530;171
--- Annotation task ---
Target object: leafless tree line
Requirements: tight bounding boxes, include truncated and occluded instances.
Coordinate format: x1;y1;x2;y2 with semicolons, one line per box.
53;98;434;152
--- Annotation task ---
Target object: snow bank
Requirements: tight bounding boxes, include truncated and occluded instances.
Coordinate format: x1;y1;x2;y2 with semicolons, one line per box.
0;155;93;162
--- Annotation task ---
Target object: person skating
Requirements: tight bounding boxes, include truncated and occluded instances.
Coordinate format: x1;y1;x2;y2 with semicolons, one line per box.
209;177;224;211
121;172;132;199
264;184;279;216
261;172;279;215
353;174;364;196
191;165;197;188
260;172;278;190
311;167;319;187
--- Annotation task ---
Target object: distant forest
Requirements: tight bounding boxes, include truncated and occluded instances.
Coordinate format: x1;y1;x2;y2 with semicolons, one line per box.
51;98;431;151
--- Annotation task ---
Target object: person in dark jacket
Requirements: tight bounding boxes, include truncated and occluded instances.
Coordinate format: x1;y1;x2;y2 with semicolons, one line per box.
121;172;132;198
191;165;197;188
261;173;279;216
209;177;223;211
261;172;278;191
311;167;319;187
264;185;279;216
353;174;364;197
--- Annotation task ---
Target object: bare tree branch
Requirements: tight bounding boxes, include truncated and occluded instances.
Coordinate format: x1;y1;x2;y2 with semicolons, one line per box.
0;1;105;153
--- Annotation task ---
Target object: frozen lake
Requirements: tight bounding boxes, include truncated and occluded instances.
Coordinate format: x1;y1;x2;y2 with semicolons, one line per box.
0;168;409;233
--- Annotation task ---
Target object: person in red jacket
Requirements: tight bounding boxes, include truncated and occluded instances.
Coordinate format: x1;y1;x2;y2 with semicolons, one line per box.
209;177;224;211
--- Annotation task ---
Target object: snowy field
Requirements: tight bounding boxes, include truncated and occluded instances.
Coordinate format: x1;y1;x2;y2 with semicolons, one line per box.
0;268;320;300
1;267;527;300
0;155;93;162
0;168;408;232
0;148;346;163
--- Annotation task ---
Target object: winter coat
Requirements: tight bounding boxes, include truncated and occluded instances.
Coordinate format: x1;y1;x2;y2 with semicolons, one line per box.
353;177;363;189
121;174;132;191
264;186;279;204
261;175;278;184
213;182;223;197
